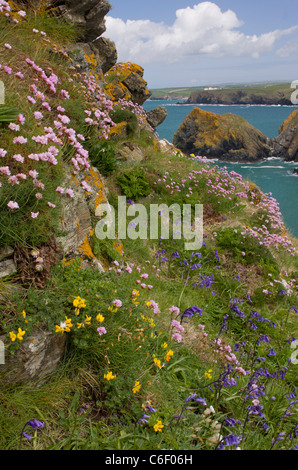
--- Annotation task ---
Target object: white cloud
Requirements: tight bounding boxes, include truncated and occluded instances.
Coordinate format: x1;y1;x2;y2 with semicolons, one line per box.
105;2;297;65
277;39;298;57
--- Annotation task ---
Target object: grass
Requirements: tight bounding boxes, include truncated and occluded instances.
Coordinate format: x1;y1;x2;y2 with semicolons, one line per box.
0;6;297;452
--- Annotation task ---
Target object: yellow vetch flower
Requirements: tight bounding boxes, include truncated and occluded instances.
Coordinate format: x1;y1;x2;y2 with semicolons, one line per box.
165;350;174;362
73;296;86;309
104;371;116;381
153;357;162;369
161;342;168;349
153;420;164;433
85;315;92;325
55;316;73;333
204;369;213;379
9;331;16;342
96;314;104;323
16;328;25;341
77;323;85;329
132;381;141;394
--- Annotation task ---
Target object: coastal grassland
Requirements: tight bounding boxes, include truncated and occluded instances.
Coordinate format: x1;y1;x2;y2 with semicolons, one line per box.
0;6;298;451
1;132;298;450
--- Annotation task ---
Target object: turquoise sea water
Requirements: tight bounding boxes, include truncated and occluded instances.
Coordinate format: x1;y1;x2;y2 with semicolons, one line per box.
143;100;298;237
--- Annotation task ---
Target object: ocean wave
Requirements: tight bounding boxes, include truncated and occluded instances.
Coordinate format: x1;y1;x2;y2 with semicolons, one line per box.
240;165;285;169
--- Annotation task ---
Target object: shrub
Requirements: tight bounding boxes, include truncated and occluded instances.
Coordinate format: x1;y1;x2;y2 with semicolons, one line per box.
116;168;151;201
110;108;138;137
87;141;117;176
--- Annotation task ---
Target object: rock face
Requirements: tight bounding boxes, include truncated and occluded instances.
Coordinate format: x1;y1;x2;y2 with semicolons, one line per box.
33;0;113;43
93;37;118;74
146;106;167;128
104;63;152;105
173;108;271;162
271;111;298;162
0;328;67;384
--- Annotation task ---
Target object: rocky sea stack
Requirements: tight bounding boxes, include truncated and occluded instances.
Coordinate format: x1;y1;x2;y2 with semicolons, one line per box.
272;110;298;162
172;107;271;162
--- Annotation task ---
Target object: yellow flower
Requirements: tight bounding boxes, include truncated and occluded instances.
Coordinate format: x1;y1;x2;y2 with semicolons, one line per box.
204;369;213;379
20;310;26;319
165;350;174;362
146;301;152;308
17;328;25;341
132;381;141;394
108;305;118;313
161;342;168;349
153;357;162;369
77;323;84;329
104;371;116;381
55;316;73;333
85;315;92;325
153;420;164;433
9;331;16;342
96;314;104;323
73;296;86;309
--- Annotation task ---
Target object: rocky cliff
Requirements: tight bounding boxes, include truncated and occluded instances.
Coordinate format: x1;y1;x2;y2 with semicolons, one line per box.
172;108;271;162
272;110;298;162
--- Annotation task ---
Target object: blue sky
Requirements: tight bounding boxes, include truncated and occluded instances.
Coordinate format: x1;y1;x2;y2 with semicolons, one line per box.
105;1;298;89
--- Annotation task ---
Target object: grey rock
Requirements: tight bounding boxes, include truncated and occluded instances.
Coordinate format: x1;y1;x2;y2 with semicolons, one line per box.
0;259;17;279
146;106;167;128
92;36;117;74
0;246;14;262
0;328;67;384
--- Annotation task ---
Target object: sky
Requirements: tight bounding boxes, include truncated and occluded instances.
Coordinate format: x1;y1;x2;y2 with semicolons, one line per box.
104;1;298;89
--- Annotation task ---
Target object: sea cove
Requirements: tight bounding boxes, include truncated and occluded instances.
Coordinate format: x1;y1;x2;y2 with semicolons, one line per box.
144;100;298;236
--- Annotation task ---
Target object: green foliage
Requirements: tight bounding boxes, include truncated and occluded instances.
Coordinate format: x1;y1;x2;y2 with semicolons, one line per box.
117;168;151;201
111;108;138;136
87;140;117;176
216;227;279;271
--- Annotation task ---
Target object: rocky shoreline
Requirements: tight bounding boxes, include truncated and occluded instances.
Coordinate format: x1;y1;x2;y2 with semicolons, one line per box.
173;107;298;163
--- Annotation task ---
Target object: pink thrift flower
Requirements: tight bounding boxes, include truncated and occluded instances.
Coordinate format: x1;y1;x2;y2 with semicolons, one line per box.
31;212;39;219
97;327;107;336
65;188;74;198
13;136;27;144
7;201;19;210
113;299;122;308
17;114;25;125
0;149;7;158
141;283;146;289
60;89;70;99
9;123;20;131
34;111;43;120
148;285;153;290
48;202;56;208
172;333;183;343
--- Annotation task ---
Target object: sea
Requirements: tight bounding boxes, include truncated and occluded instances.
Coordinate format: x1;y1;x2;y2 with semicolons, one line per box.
143;100;298;238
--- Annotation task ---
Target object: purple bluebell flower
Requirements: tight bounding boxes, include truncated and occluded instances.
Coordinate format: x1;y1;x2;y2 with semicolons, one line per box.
181;306;203;323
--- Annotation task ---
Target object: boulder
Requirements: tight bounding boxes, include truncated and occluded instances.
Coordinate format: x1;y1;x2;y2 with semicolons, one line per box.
146;106;167;128
104;63;151;105
0;259;17;279
173;107;271;162
0;328;67;384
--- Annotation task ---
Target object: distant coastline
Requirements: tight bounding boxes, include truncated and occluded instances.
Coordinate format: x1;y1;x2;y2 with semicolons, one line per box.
150;82;295;106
